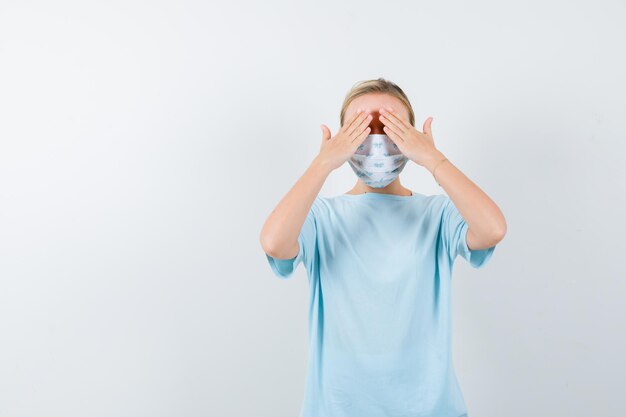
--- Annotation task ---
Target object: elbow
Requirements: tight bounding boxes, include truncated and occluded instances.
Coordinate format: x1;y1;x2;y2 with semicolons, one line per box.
259;233;284;258
259;231;276;256
472;223;506;250
259;233;298;259
492;221;507;243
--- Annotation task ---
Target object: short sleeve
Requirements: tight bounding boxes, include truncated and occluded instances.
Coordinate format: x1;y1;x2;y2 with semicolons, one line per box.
265;201;318;279
440;196;496;269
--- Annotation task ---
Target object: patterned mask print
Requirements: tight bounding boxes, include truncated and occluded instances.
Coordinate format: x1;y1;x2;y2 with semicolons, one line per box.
348;134;409;188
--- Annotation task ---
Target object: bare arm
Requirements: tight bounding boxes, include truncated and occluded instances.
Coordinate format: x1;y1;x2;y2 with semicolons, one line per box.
260;109;373;259
428;154;507;250
259;158;333;259
377;107;507;251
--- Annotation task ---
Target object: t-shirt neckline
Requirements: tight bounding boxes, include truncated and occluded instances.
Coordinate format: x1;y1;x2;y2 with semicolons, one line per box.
339;190;417;200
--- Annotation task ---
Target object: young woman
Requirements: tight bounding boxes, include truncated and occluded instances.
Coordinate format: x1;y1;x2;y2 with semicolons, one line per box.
259;78;507;417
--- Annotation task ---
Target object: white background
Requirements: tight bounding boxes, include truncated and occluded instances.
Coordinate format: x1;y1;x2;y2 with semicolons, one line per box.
1;1;625;416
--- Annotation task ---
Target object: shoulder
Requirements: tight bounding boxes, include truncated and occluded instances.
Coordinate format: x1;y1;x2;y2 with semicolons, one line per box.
428;193;453;209
309;195;334;216
407;193;455;223
303;196;332;221
414;192;450;212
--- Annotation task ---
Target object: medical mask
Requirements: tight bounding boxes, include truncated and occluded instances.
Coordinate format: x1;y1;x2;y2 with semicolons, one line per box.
347;134;409;188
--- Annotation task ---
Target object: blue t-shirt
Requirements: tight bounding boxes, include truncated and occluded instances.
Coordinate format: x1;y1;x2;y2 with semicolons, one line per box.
264;191;496;417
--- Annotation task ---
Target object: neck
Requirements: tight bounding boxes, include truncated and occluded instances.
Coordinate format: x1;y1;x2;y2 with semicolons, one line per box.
346;180;412;196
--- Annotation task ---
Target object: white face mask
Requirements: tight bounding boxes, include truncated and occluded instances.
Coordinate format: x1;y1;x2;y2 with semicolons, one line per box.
348;134;409;188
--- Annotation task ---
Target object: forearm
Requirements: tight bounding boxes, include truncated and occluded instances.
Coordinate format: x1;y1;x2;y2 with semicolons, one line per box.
426;152;507;246
259;157;332;259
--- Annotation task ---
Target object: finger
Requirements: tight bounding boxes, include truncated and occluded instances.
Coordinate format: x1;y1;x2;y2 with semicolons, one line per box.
351;126;371;144
340;109;364;134
383;125;405;145
386;106;413;129
423;117;433;137
380;113;406;135
380;109;409;133
345;111;371;137
320;124;331;141
383;126;404;143
380;115;406;136
348;113;372;138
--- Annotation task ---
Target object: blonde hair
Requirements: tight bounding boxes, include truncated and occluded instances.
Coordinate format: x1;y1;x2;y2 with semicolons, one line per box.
339;78;415;128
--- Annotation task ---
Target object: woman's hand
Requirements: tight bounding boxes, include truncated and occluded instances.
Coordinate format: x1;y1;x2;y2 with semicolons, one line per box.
315;109;372;171
378;107;446;172
260;111;372;259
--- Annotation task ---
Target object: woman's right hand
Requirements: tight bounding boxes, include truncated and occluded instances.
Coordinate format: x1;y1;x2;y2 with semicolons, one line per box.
315;109;372;171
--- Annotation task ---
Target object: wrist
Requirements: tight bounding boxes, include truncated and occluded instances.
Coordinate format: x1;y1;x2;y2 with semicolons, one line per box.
310;156;335;175
425;150;447;174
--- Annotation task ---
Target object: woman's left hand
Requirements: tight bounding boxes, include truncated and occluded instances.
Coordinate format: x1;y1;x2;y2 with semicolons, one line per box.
379;107;446;172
